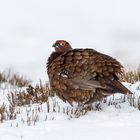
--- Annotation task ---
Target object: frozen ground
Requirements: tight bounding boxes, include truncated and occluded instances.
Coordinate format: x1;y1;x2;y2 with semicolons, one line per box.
0;82;140;140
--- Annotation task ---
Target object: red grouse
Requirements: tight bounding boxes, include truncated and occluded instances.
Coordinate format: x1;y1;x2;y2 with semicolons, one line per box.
47;40;132;106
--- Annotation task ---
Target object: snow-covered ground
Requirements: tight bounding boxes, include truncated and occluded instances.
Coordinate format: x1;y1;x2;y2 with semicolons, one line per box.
0;82;140;140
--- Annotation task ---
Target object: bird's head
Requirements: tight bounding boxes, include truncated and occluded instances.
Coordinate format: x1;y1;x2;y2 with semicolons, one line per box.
52;40;72;52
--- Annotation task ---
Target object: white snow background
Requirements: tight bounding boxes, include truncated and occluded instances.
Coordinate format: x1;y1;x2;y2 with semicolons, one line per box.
0;0;140;140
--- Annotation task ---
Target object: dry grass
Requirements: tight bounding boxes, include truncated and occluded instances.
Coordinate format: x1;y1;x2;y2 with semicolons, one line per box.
7;80;51;107
0;70;31;87
121;68;140;84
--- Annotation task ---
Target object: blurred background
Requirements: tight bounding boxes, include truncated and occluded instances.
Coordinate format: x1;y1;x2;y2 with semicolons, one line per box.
0;0;140;82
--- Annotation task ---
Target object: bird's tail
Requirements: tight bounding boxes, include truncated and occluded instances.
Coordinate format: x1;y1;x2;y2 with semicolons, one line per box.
108;80;133;95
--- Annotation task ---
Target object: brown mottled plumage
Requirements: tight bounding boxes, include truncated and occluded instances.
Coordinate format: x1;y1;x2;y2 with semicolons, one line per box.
47;40;133;106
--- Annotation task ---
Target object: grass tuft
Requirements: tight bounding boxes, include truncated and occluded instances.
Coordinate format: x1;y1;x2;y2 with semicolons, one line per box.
121;68;140;84
0;70;31;87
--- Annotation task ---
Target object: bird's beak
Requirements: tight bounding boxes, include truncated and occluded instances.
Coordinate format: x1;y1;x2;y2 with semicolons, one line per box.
52;44;58;48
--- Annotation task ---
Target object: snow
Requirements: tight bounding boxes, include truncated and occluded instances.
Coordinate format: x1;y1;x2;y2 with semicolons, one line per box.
1;118;140;140
0;82;140;140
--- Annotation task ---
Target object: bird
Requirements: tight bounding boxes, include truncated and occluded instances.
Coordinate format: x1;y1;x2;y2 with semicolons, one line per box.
47;40;133;107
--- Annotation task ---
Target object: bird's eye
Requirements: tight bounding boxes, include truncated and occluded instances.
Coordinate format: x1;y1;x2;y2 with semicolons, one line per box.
59;42;65;46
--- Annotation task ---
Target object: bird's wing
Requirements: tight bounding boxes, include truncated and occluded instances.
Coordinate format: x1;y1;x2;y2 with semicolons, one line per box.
59;48;123;76
59;49;121;84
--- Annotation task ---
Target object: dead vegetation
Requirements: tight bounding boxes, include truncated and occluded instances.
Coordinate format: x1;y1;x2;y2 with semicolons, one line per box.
0;70;31;87
7;80;51;107
121;66;140;84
